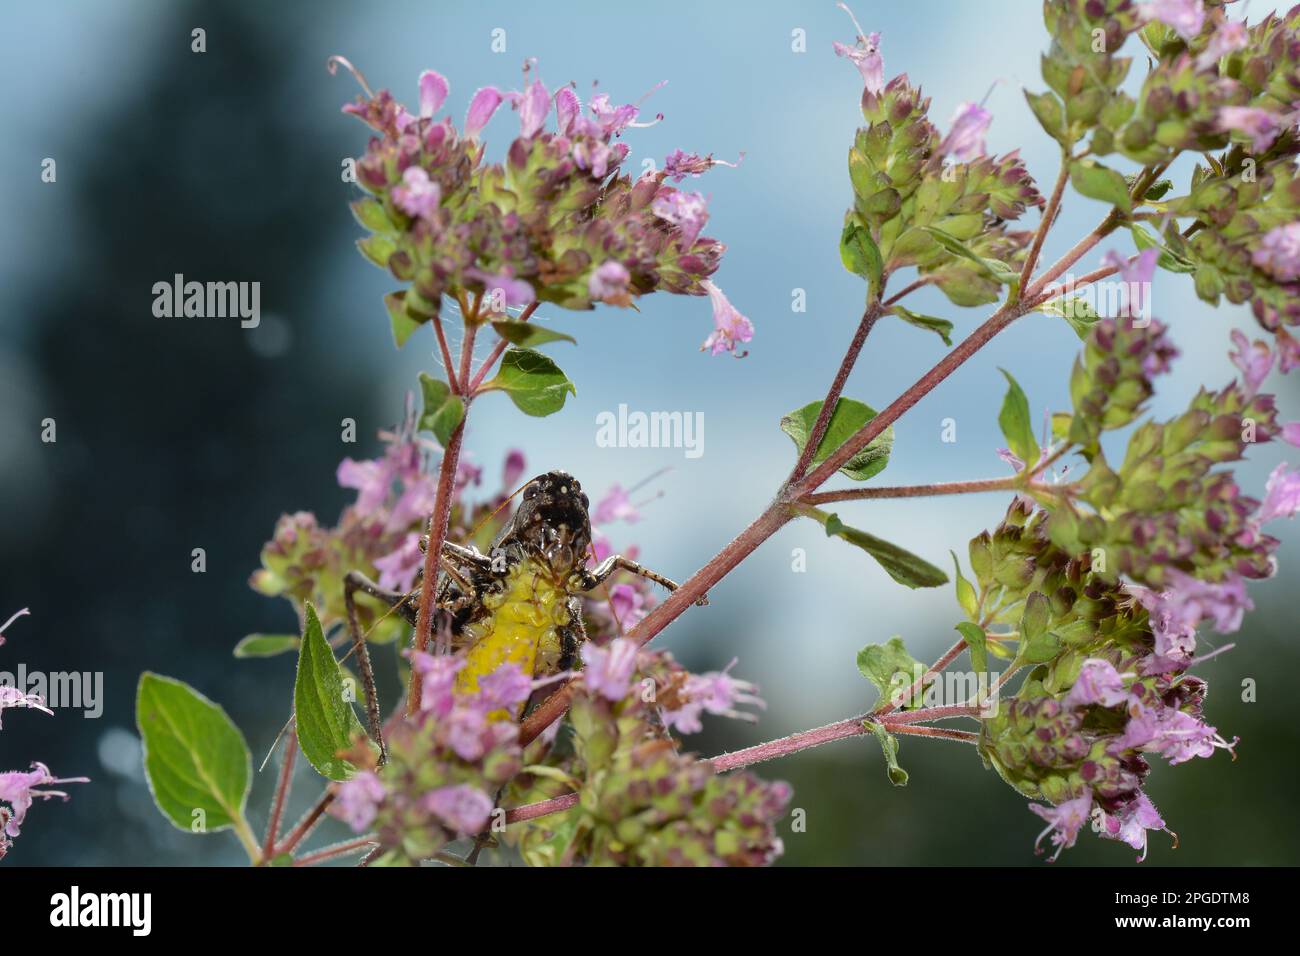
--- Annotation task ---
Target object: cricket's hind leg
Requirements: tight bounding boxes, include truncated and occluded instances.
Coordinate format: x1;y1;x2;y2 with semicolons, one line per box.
579;554;709;606
343;570;417;763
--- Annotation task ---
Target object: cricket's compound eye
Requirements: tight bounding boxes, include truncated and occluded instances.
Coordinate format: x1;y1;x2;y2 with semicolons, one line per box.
523;482;539;500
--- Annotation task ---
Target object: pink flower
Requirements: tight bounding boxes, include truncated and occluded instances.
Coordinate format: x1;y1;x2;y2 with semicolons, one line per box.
663;149;740;182
651;189;709;249
392;167;442;222
1218;106;1283;154
1276;327;1300;372
1064;659;1130;709
445;706;489;760
1027;791;1093;861
1112;703;1232;765
588;260;631;302
555;87;582;135
423;783;494;834
661;659;764;734
515;80;550;138
464;87;505;138
1142;0;1206;41
502;449;527;491
409;651;464;717
373;532;423;594
581;637;639;701
337;456;394;516
832;3;883;96
475;663;534;714
1256;462;1300;524
602;583;647;628
1196;19;1247;70
1252;222;1300;282
940;103;992;162
418;69;450;118
1283;422;1300;448
700;281;754;356
332;770;386;831
0;763;88;839
589;93;641;137
0;687;53;729
1229;329;1275;398
1095;792;1166;862
592;485;640;526
467;268;536;308
1099;248;1159;321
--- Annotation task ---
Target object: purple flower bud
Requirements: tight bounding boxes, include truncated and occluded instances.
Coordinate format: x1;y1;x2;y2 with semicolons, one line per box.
466;269;536;308
1252;222;1300;283
423;783;494;834
651;189;710;249
1256;462;1300;524
592;484;640;525
1217;106;1283;154
516;80;550;138
464;86;505;138
418;69;450;119
502;448;527;490
588;260;631;303
940;102;992;162
832;21;884;96
391;166;442;222
1142;0;1206;41
332;770;386;832
1229;329;1275;398
1064;659;1131;709
663;149;740;181
373;532;423;594
1195;19;1247;70
581;637;640;701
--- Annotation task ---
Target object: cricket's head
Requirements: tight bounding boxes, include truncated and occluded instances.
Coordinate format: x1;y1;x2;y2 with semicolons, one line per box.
509;470;593;572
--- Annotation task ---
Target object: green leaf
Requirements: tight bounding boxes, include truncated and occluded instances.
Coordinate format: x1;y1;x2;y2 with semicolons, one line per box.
417;372;466;447
480;348;576;417
955;621;988;677
857;636;924;708
1130;223;1195;273
490;320;576;348
997;368;1040;467
294;603;369;781
356;234;397;269
840;218;884;298
817;510;948;589
136;672;252;833
233;634;300;659
1020;591;1050;643
1024;90;1067;143
888;305;953;346
350;198;395;234
868;720;909;787
921;226;1019;287
780;398;892;482
950;552;979;620
386;291;422;348
1069;159;1132;213
1037;295;1100;340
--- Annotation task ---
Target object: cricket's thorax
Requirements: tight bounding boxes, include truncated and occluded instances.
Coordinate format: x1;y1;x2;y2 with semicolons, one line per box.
453;555;579;719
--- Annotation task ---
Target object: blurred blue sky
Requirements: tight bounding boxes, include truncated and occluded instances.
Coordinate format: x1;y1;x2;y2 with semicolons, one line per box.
2;1;1298;864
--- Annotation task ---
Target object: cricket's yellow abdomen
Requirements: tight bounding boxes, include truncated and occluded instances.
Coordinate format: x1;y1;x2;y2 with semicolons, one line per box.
454;557;570;720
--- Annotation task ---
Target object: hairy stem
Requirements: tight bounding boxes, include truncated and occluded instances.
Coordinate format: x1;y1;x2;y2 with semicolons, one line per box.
434;316;458;394
262;732;297;860
273;789;335;857
801;475;1020;505
1018;158;1071;290
469;301;538;394
293;836;377;867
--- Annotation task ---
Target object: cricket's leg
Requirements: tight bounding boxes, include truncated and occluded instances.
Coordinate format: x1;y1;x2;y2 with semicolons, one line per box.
581;555;709;606
420;535;496;572
343;570;409;763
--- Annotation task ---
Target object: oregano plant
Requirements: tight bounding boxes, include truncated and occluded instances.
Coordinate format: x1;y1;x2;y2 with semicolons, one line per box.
116;0;1300;868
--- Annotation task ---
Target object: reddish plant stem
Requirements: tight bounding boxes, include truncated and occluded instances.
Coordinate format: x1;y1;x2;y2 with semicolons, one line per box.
881;703;981;724
886;725;978;744
802;475;1019;505
262;732;298;860
273;789;335;857
469;301;538;394
882;277;933;307
788;301;884;482
434;316;459;394
505;791;580;824
1018;160;1071;290
294;836;377;867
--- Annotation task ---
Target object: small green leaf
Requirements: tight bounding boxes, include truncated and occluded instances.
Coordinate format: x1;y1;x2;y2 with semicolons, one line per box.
868;720;909;787
386;291;423;348
816;510;948;589
294;603;369;781
1130;223;1195;273
921;226;1019;287
136;672;251;833
955;621;988;676
356;234;397;269
950;552;979;620
840;218;884;298
233;634;300;659
490;320;576;348
1069;159;1132;213
888;305;953;346
417;372;466;447
350;198;395;234
1020;590;1050;643
997;368;1040;467
780;398;892;482
1037;296;1100;339
480;348;576;417
1024;90;1067;143
857;636;924;708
